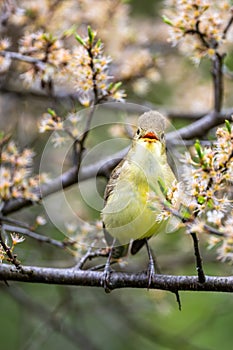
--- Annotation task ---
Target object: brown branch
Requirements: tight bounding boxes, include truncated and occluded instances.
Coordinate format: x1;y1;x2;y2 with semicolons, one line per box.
2;147;127;215
190;232;206;283
2;106;232;217
0;263;233;293
73;245;108;269
2;107;232;216
222;13;233;39
0;81;210;119
75;105;97;174
166;110;232;141
162;204;225;238
2;223;74;249
0;226;21;269
212;53;224;113
0;50;46;69
185;21;211;49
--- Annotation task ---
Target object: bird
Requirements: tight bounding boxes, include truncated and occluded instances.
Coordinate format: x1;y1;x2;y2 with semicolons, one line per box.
101;110;176;287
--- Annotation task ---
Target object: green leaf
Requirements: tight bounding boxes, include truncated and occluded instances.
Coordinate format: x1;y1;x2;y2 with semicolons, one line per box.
42;33;56;43
195;140;203;159
197;196;205;204
162;15;174;26
113;82;122;90
225;119;231;133
96;38;102;48
75;33;86;46
182;209;191;220
63;25;77;38
157;177;168;197
207;198;214;209
47;108;56;117
108;81;123;93
88;25;95;44
107;82;114;91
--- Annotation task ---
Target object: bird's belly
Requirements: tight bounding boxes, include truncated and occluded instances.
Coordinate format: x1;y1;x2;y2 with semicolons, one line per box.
102;189;160;245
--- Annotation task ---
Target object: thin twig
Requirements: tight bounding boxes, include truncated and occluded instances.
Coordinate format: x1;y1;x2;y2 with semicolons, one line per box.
212;53;224;113
87;46;99;104
2;147;127;215
2;223;74;249
185;21;210;49
73;37;100;173
190;232;206;283
88;260;117;271
0;225;21;269
222;13;233;39
74;248;108;270
202;224;225;237
161;203;225;238
173;289;182;311
0;214;35;229
74;245;93;269
76;105;96;173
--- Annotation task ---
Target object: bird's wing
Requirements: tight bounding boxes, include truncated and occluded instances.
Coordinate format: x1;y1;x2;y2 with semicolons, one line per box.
103;158;126;205
103;158;130;257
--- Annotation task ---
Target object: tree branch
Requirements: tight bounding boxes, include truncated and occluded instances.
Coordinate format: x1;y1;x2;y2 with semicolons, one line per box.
190;232;206;283
185;21;211;49
75;105;97;174
0;263;233;292
2;223;74;249
222;13;233;39
0;50;46;70
2;108;232;216
0;226;21;269
2;148;126;215
166;110;232;141
212;53;224;113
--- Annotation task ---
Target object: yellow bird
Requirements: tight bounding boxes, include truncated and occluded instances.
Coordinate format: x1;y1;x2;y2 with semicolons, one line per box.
102;110;176;283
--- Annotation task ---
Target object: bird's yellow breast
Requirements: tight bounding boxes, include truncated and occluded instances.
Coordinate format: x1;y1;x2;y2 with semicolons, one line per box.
102;139;173;244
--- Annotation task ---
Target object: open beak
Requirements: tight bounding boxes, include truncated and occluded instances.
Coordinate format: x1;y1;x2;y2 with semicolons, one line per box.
142;131;159;141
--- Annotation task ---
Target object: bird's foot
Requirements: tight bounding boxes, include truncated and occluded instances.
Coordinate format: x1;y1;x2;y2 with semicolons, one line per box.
147;260;156;290
102;247;114;293
145;239;158;289
102;264;113;293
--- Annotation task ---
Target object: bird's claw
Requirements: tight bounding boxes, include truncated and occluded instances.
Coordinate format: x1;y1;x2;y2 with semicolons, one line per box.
147;260;156;289
103;265;112;293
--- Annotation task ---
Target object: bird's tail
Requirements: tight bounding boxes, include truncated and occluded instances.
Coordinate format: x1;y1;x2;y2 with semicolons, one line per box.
130;237;148;255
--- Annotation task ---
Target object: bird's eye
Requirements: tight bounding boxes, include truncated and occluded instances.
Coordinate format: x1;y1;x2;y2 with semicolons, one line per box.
136;128;140;135
161;131;165;140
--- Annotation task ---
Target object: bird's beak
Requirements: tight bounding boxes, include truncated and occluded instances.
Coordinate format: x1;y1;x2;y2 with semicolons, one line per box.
141;131;159;141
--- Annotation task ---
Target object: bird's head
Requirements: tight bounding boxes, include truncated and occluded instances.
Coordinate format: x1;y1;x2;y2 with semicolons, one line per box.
134;111;166;144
